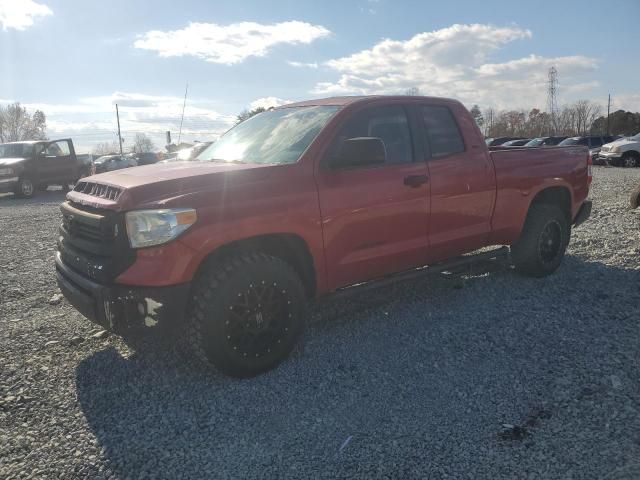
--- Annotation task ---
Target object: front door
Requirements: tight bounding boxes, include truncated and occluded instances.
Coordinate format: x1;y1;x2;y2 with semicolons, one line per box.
39;140;74;183
316;104;430;290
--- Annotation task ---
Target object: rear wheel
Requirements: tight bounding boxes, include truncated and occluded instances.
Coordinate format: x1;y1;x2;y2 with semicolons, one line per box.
14;177;35;198
511;204;570;277
186;252;307;378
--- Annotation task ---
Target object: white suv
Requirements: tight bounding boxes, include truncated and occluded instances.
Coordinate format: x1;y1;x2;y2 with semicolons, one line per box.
599;133;640;167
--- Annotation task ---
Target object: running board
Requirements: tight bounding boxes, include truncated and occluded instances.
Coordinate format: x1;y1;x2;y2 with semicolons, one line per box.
326;246;510;300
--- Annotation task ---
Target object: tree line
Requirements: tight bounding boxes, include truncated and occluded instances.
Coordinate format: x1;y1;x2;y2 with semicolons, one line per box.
471;101;640;139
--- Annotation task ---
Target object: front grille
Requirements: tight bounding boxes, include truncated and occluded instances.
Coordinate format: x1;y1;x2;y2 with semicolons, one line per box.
58;201;135;283
74;181;122;201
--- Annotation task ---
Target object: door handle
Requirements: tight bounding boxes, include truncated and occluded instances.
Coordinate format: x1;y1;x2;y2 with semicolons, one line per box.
403;174;429;187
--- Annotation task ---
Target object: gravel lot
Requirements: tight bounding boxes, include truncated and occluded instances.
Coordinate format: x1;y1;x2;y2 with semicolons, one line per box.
1;166;640;480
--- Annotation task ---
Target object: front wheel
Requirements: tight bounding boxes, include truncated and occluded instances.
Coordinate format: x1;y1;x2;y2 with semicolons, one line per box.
510;204;570;277
14;177;35;198
622;152;640;168
186;252;307;378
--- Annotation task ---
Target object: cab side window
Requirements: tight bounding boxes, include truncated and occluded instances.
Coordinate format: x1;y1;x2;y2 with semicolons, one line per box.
45;141;70;157
327;105;413;167
421;106;465;158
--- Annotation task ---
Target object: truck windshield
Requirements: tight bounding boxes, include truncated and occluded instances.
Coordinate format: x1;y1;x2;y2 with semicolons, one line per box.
198;105;340;164
0;143;34;158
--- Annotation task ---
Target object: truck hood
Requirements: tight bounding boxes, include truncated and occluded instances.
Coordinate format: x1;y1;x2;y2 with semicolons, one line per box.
610;138;640;148
66;160;277;211
0;157;27;167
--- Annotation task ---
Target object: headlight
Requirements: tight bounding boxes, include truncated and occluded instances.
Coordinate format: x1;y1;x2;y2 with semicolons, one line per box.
611;146;621;153
125;208;197;248
0;167;14;175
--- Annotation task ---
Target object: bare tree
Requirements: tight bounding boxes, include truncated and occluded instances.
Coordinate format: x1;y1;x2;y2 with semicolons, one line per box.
131;133;155;153
0;102;47;142
404;87;422;96
92;141;120;156
469;105;484;130
572;100;602;135
236;107;266;124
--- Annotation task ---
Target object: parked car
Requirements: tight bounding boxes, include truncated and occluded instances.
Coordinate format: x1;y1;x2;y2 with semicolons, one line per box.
0;138;83;198
524;136;568;147
92;154;138;174
485;137;525;146
130;152;161;166
598;133;640;167
56;95;592;377
557;135;615;165
500;139;532;147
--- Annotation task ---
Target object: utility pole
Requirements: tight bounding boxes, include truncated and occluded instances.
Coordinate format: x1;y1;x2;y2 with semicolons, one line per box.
178;83;188;144
115;104;124;157
546;66;558;136
606;94;611;135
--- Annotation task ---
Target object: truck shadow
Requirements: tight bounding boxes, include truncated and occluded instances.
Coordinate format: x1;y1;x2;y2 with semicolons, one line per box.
74;256;640;479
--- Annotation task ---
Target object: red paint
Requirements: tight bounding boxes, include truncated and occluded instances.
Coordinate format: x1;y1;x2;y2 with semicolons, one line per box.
67;96;591;296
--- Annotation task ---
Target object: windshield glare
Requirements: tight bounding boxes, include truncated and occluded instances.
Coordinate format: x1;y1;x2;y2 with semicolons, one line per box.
525;138;544;146
198;106;339;164
0;143;34;158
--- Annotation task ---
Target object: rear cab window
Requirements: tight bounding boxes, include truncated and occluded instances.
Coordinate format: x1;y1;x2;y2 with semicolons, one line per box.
420;105;465;158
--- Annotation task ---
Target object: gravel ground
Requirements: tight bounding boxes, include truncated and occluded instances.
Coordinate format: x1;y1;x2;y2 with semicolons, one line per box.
1;167;639;480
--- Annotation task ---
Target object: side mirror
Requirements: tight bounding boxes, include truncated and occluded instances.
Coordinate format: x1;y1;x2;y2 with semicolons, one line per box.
331;137;386;169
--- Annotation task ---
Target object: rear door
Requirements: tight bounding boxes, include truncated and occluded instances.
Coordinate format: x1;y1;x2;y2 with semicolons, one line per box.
316;103;430;289
415;103;496;261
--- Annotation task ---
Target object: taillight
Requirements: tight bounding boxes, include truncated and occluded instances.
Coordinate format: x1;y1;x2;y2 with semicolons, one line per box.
587;153;593;185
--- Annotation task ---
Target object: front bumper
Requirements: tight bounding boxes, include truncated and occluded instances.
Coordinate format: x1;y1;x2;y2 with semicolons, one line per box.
573;200;592;228
55;252;190;333
599;151;623;161
0;176;19;193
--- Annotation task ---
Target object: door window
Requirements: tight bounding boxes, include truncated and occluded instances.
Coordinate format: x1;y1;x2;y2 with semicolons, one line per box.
589;137;603;148
420;106;465;158
45;141;70;156
327;105;413;166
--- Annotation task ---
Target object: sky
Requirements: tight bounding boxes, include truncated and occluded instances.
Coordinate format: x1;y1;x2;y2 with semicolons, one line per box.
1;0;639;152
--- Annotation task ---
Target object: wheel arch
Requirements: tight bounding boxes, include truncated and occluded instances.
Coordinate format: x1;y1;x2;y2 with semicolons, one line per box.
193;233;317;298
527;186;572;224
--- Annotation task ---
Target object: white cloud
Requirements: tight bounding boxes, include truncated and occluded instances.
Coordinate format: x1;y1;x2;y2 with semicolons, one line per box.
15;92;236;152
249;97;292;110
0;0;52;31
613;93;640;113
287;60;319;69
134;21;330;65
314;24;599;110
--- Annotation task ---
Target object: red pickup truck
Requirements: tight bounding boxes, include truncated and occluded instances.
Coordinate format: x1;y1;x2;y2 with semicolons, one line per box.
56;96;592;377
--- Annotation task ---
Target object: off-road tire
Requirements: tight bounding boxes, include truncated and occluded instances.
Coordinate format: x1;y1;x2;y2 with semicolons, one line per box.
14;177;35;198
510;204;570;277
630;185;640;209
185;252;307;378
